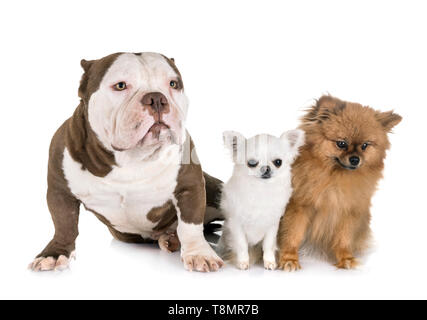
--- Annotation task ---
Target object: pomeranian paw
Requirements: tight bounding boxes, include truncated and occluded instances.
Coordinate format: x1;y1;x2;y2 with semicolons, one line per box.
279;258;301;272
236;260;250;270
335;257;358;270
264;260;277;270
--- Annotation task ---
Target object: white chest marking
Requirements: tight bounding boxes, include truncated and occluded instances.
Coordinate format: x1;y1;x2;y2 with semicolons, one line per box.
62;145;181;237
221;176;292;245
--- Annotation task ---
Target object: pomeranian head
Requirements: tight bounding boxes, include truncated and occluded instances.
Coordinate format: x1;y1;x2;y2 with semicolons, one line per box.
302;95;402;172
223;130;305;180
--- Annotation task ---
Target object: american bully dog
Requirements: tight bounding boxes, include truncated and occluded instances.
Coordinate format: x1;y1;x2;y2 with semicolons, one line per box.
29;52;224;272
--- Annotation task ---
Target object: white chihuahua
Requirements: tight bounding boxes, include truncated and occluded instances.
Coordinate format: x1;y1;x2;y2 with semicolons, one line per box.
218;130;304;270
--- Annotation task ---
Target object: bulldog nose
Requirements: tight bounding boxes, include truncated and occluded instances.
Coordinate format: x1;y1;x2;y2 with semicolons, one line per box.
260;166;271;179
349;156;360;166
141;92;168;113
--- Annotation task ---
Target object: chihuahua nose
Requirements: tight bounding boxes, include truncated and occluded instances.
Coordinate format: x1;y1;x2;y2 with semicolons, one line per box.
141;92;168;113
349;156;360;166
260;166;271;179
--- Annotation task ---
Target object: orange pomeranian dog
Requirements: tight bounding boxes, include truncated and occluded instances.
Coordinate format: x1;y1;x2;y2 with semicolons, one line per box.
278;95;402;271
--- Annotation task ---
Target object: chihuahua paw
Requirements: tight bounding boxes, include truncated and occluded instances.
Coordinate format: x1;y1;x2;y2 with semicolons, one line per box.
335;257;358;269
264;260;277;270
236;260;250;270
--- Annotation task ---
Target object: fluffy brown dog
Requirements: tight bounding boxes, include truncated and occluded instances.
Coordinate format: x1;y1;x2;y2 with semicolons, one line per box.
278;95;402;270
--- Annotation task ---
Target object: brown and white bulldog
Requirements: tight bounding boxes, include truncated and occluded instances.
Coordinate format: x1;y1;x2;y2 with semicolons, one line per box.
29;52;224;272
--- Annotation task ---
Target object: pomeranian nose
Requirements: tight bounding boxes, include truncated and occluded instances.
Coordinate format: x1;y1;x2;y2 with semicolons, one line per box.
349;156;360;166
260;166;271;179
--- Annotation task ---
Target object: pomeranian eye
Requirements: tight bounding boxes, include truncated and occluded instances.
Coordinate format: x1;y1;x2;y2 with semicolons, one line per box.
273;159;282;168
247;159;259;168
361;143;369;151
336;140;348;149
114;82;127;91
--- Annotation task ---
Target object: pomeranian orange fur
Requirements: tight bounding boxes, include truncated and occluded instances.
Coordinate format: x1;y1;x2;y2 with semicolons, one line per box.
278;95;402;270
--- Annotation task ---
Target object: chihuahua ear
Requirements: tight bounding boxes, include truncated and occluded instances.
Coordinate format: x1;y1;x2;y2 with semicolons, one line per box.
223;131;246;161
281;129;305;150
376;110;402;132
223;131;246;152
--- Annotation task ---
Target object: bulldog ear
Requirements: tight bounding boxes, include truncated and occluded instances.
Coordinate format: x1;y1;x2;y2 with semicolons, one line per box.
376;110;402;132
223;131;246;162
281;129;305;150
80;59;94;73
78;59;95;99
78;61;92;100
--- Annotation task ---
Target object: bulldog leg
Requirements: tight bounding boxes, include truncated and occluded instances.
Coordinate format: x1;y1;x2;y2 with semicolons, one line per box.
174;137;224;272
174;179;224;272
30;188;80;271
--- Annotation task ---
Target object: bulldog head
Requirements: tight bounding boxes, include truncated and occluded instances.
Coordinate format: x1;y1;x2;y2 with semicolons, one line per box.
78;52;188;158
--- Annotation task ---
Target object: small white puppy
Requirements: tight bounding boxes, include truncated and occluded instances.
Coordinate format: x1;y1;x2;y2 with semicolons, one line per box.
218;130;304;270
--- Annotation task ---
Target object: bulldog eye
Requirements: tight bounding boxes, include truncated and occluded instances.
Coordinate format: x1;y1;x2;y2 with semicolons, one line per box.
170;80;178;89
361;142;369;151
336;140;348;150
247;159;259;168
273;159;282;168
114;82;127;91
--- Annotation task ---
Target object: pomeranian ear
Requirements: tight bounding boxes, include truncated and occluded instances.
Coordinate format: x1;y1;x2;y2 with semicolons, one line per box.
304;95;346;123
376;111;402;132
223;131;246;162
281;129;305;150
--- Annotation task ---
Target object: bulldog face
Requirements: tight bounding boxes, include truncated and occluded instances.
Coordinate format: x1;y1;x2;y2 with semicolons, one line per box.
82;52;188;156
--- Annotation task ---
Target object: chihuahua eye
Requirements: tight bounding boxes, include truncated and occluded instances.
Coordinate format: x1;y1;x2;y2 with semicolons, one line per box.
247;159;259;168
170;80;178;89
361;143;369;151
336;140;348;150
114;82;127;91
273;159;282;168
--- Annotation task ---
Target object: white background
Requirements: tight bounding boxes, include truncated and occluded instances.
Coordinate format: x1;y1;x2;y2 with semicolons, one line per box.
0;0;425;300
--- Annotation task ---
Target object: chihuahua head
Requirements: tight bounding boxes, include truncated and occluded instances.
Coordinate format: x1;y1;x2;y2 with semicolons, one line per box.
223;130;305;180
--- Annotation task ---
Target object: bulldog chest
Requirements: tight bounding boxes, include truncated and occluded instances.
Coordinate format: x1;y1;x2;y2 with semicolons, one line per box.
62;148;181;236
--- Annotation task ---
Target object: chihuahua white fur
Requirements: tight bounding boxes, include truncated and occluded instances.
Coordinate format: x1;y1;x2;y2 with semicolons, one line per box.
218;129;305;270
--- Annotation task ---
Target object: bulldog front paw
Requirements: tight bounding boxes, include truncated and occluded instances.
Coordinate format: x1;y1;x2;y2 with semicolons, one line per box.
29;252;75;272
182;248;224;272
335;257;358;270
